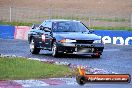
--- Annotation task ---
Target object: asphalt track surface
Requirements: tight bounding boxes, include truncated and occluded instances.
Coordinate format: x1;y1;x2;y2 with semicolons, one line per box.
0;39;132;88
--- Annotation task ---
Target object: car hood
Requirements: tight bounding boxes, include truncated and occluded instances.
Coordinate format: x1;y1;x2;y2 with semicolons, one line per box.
53;32;101;40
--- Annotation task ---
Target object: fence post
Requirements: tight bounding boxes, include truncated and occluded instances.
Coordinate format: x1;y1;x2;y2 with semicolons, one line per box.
9;7;12;22
130;14;132;28
89;17;91;28
9;0;12;22
48;0;52;19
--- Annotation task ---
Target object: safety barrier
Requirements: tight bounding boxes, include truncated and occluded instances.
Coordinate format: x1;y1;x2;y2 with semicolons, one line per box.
0;25;15;39
14;26;31;40
0;25;132;45
94;30;132;45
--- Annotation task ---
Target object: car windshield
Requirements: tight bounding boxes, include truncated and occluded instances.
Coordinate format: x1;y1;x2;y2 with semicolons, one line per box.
52;21;89;32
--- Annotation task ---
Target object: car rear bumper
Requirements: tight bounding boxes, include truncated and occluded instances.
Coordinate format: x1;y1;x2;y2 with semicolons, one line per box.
57;43;104;55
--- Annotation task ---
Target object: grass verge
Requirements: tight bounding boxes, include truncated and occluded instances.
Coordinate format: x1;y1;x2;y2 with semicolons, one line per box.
0;21;131;31
0;57;73;80
90;26;132;31
41;15;130;22
0;21;32;26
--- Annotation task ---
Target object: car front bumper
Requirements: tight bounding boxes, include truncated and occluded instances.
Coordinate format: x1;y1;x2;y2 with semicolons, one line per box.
56;43;104;55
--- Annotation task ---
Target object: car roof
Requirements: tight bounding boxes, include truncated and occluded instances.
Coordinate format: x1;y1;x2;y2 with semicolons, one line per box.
45;19;80;22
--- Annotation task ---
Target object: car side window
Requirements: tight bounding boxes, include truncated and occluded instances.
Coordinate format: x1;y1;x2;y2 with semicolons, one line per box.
44;21;52;28
43;21;52;32
38;25;44;30
38;21;46;30
41;21;46;26
38;21;52;30
38;21;52;32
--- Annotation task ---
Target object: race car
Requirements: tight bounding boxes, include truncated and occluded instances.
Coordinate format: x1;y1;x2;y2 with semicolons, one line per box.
28;19;104;58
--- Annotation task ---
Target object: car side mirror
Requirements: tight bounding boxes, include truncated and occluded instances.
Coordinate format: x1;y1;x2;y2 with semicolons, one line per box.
44;27;51;32
39;26;44;30
31;24;35;29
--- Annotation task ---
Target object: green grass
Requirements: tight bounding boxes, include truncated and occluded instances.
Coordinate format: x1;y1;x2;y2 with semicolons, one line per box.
0;21;131;31
93;17;130;22
90;26;132;31
40;15;130;22
0;57;72;80
0;21;33;26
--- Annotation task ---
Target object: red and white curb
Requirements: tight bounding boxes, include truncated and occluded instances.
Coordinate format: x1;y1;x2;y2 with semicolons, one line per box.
0;80;22;88
14;80;49;87
0;78;77;88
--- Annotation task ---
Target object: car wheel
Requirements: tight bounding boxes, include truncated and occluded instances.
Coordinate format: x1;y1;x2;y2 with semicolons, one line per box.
30;38;40;54
52;42;59;57
76;76;86;85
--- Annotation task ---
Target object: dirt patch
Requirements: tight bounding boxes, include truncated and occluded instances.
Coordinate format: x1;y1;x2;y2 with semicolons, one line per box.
0;0;132;17
0;0;132;27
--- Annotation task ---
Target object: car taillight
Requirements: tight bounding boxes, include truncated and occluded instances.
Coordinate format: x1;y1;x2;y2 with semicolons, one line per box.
42;34;45;42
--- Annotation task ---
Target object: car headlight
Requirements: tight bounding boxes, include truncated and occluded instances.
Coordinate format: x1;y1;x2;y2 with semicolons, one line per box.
93;40;101;43
60;39;76;43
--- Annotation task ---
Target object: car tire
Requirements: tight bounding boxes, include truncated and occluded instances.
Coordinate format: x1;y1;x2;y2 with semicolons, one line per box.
30;38;40;54
76;76;86;85
52;42;59;57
